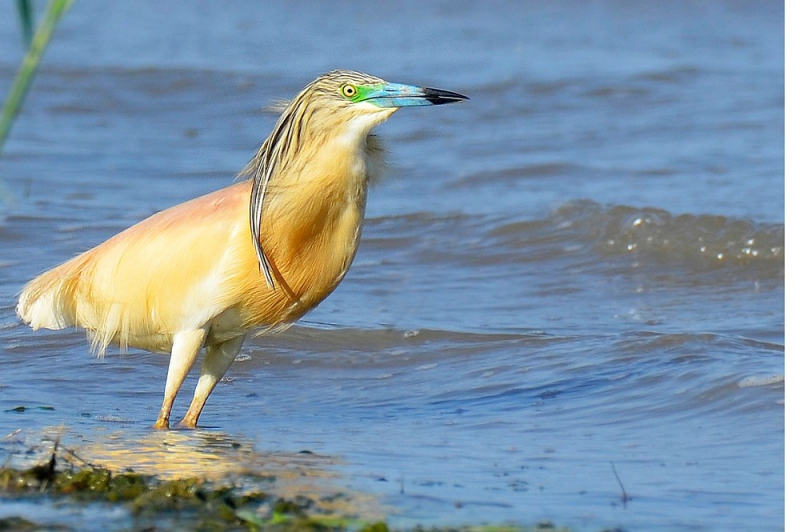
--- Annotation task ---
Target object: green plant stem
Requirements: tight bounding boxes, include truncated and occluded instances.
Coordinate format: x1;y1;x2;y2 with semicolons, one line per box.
0;0;75;156
16;0;35;49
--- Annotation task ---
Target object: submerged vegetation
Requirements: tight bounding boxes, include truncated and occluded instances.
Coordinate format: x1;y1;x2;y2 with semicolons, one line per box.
0;442;609;532
0;440;375;531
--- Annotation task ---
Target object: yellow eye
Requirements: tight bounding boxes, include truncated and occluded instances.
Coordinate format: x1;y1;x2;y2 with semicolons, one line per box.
341;84;357;98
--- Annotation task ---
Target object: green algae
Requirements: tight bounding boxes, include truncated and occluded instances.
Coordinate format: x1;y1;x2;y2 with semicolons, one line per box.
0;451;383;531
0;450;602;532
0;515;74;531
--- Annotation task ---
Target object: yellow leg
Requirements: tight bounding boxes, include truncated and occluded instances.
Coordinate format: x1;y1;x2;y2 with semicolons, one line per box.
178;335;246;429
154;328;208;430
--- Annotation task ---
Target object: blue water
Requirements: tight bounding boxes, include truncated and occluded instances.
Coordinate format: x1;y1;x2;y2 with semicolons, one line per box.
0;1;784;531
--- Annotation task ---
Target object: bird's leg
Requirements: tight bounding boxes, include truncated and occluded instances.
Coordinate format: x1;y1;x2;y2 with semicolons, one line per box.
178;334;246;429
154;328;208;430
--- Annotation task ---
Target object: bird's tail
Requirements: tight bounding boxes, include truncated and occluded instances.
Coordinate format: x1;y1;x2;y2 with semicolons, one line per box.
16;254;89;332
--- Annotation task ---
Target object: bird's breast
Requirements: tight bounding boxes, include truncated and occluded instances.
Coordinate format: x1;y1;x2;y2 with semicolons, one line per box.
244;167;369;327
274;185;365;303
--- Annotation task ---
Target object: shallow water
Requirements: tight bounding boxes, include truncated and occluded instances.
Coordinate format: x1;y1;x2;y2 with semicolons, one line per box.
0;1;784;530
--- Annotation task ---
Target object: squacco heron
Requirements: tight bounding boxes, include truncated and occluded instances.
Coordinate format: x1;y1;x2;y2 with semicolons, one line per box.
16;70;467;429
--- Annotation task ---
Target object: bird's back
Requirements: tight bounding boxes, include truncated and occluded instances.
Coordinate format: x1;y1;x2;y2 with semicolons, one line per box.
17;181;272;354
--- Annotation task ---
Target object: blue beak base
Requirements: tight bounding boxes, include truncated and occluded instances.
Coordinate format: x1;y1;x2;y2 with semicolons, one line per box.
365;83;469;108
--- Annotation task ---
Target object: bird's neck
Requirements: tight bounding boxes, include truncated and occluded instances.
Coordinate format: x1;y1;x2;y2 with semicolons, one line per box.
259;134;385;308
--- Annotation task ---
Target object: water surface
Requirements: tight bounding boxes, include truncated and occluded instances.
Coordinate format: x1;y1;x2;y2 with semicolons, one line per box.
0;1;784;530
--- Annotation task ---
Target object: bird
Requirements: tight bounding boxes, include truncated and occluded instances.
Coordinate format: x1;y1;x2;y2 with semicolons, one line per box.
16;70;467;429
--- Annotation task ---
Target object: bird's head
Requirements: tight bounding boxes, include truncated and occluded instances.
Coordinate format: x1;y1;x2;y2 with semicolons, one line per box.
291;70;469;142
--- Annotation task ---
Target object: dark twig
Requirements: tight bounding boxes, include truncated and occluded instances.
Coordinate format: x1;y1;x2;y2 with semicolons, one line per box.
611;462;630;508
61;445;103;470
28;434;60;492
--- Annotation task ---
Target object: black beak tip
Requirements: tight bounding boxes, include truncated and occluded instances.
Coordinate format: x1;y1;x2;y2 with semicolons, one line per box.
423;87;470;105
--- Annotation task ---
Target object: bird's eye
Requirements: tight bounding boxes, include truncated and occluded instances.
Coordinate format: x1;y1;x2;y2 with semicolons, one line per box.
341;84;357;99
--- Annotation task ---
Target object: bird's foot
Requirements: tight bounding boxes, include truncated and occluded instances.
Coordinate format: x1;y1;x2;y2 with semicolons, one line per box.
175;416;198;430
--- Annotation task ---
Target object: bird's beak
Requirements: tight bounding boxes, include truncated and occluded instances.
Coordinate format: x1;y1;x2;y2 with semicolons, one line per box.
363;82;469;108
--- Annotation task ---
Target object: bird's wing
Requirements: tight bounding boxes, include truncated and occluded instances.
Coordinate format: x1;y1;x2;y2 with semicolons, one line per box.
18;181;260;353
